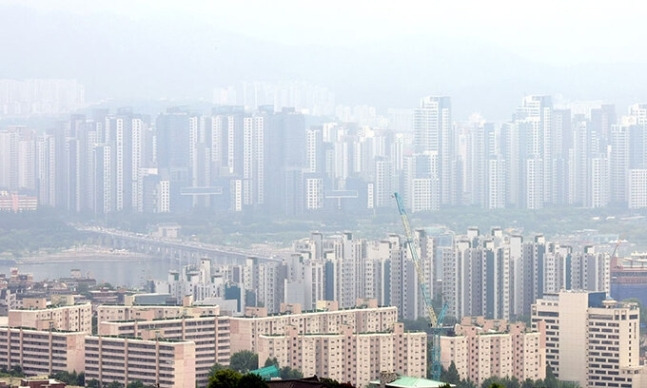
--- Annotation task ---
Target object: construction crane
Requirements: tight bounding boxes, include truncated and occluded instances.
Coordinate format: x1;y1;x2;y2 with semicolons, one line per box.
393;192;448;381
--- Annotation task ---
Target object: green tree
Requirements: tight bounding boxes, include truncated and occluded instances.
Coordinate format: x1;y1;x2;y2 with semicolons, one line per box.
280;366;303;379
521;378;534;388
86;379;100;388
229;350;259;373
208;363;226;378
126;381;146;388
9;365;24;377
502;376;520;388
238;373;269;388
544;364;558;388
107;381;124;388
207;369;242;388
457;378;477;388
263;357;278;368
481;376;503;388
441;361;461;385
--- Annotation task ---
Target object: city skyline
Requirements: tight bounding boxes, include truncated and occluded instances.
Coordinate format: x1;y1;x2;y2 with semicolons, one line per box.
4;89;647;217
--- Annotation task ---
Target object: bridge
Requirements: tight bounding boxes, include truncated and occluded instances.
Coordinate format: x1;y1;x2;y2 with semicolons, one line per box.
77;226;283;267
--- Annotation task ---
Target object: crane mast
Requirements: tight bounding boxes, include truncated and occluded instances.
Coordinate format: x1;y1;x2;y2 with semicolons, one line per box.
393;192;448;381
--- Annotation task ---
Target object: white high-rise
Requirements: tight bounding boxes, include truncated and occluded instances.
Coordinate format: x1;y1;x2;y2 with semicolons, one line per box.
532;291;647;388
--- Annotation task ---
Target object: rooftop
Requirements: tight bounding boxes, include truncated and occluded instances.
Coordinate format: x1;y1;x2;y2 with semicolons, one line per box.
369;376;448;388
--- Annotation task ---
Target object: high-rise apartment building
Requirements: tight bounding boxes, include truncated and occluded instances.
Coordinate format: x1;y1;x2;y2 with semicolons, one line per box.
84;336;196;388
258;322;426;388
532;291;647;388
414;96;453;205
440;317;546;385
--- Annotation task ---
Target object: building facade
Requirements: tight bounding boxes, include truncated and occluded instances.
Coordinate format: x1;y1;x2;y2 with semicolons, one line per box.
8;302;92;333
439;317;546;385
84;336;196;388
258;322;426;388
532;291;647;388
0;327;85;376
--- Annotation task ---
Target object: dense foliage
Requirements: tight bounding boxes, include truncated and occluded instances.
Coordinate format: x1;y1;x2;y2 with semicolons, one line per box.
263;357;304;379
439;364;581;388
50;370;85;386
0;208;83;256
0;365;25;377
228;350;259;373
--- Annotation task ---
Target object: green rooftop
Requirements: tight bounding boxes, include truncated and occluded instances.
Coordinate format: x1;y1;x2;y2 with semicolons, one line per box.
249;365;280;380
369;376;449;388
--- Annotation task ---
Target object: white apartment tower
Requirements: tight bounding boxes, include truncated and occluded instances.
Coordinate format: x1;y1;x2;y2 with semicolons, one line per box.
532;291;647;388
414;96;453;205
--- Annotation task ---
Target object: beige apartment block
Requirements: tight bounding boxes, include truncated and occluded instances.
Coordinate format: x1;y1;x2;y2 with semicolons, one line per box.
257;322;426;388
229;301;398;353
440;317;546;385
85;336;195;388
0;327;85;376
8;301;92;333
98;315;229;387
97;304;220;323
532;291;647;388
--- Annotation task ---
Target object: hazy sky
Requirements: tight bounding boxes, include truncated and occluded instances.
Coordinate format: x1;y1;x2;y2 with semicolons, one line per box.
5;0;646;66
3;0;647;119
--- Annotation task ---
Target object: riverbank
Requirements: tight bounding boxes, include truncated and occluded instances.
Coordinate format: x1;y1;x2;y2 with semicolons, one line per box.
11;246;153;264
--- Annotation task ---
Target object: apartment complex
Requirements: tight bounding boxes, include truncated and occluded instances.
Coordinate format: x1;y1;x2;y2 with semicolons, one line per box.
229;300;398;353
439;317;546;385
0;298;421;388
8;300;92;333
96;304;220;323
532;291;647;388
0;327;85;376
258;322;426;388
98;314;230;386
84;336;195;388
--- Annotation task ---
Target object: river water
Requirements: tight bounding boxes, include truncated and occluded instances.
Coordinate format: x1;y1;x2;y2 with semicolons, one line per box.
0;254;194;288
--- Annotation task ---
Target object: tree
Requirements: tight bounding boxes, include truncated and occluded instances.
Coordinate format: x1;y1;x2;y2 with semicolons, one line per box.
86;379;100;388
107;381;124;388
263;357;278;368
126;381;146;388
521;378;534;388
544;364;558;388
238;373;269;388
280;366;303;379
229;350;259;373
481;376;503;388
441;361;460;385
207;369;242;388
458;378;477;388
208;363;226;379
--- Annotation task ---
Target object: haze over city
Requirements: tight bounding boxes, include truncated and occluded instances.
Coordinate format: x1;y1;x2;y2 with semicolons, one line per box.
2;2;647;388
3;0;647;119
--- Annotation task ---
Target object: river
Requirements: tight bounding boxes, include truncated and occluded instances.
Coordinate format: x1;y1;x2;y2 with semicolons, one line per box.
0;250;196;288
